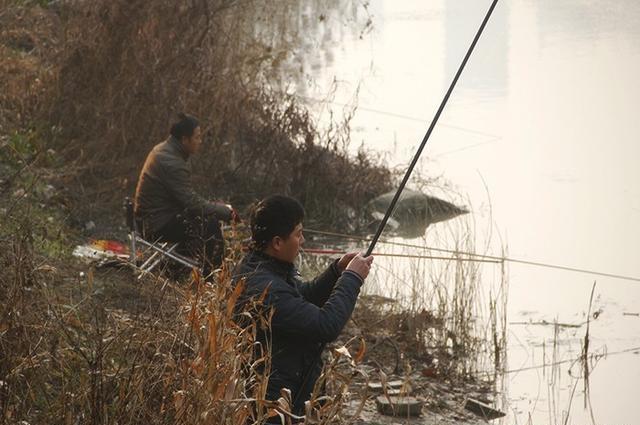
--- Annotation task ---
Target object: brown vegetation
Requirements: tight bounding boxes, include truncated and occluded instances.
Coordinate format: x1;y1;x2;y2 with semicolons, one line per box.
0;221;363;424
0;1;507;424
1;0;392;231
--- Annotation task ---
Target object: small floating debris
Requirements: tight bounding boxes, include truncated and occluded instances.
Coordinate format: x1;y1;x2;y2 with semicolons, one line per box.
509;320;582;328
375;396;424;417
464;398;505;420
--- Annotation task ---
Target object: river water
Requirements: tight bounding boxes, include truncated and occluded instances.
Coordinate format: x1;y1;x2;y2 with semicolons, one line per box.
280;0;640;423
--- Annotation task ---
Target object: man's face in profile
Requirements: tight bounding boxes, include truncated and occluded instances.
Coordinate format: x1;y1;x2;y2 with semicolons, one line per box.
183;126;203;155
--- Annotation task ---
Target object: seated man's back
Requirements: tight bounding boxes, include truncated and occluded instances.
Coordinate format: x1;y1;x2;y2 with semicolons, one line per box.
134;113;232;273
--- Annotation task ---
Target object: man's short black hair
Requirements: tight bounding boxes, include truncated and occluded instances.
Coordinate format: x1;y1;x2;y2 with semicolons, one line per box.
170;112;199;140
250;195;305;250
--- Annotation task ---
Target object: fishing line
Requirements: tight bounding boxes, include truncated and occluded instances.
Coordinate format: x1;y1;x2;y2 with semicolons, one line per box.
473;345;640;378
305;228;640;284
296;94;501;141
306;228;474;254
300;247;501;264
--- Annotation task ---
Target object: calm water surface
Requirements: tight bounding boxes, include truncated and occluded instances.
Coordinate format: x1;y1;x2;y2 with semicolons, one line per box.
285;1;640;423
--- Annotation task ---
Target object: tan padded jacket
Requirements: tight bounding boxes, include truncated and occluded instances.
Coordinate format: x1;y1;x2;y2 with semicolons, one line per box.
134;136;231;234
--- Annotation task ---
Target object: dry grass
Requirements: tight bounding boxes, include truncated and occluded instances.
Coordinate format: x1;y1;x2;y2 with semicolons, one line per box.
0;217;368;424
0;158;367;424
1;224;258;423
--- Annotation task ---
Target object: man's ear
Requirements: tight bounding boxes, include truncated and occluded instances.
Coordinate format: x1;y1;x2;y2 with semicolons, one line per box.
271;236;282;252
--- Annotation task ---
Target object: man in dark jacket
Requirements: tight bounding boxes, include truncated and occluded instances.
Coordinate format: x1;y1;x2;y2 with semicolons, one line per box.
233;195;373;420
135;113;233;275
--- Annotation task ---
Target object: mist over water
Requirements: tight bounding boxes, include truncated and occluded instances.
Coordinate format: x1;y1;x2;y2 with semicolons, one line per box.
287;0;640;423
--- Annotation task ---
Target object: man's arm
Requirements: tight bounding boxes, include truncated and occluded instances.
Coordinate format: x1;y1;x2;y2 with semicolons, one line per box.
159;158;231;221
268;271;363;343
296;260;341;307
296;252;359;306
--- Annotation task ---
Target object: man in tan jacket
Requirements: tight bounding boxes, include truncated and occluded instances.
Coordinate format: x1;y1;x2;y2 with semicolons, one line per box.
135;113;232;275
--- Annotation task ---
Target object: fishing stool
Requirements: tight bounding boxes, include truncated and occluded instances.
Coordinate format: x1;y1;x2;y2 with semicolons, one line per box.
123;197;199;278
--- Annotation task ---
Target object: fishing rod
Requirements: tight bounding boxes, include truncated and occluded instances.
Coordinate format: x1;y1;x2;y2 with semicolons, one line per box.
365;0;500;257
294;0;502;410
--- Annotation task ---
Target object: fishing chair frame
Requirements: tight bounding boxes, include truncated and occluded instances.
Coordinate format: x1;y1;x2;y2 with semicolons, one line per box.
123;197;199;278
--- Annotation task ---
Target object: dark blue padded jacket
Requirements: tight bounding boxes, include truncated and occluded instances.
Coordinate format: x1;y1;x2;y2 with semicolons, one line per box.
233;250;362;415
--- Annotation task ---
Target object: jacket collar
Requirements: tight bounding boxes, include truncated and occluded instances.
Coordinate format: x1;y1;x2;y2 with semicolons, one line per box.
248;249;295;279
168;135;190;160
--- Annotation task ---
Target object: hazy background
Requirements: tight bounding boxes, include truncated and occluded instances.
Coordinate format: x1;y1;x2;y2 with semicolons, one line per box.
290;0;640;423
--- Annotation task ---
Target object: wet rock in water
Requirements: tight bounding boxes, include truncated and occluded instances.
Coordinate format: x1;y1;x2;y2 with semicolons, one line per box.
464;398;505;420
375;395;424;417
366;189;468;237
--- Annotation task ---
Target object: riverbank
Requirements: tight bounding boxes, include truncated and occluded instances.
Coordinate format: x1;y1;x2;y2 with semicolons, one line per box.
0;151;501;423
0;224;500;424
1;1;508;423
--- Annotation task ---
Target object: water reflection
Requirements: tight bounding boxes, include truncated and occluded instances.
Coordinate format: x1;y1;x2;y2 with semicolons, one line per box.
532;0;640;45
250;0;370;96
261;1;640;423
445;0;509;96
366;189;469;238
